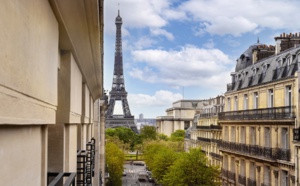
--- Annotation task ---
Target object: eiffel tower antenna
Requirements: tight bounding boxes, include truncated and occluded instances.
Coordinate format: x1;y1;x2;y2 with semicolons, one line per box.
106;9;138;133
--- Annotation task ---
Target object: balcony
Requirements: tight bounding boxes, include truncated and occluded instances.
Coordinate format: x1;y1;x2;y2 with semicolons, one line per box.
218;106;295;121
218;140;291;161
196;124;222;130
209;152;223;161
228;171;236;181
199;113;217;118
238;175;246;185
197;137;211;143
77;138;96;185
247;178;256;186
293;127;300;141
47;172;76;186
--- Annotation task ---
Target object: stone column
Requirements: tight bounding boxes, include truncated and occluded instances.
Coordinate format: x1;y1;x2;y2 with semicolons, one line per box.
100;102;107;185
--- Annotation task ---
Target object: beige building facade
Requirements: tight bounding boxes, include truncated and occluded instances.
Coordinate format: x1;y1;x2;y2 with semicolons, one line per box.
186;96;224;167
156;100;207;136
0;0;105;186
220;33;300;186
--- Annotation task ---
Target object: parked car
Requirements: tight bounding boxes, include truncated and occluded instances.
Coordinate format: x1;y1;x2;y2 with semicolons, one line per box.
138;171;148;181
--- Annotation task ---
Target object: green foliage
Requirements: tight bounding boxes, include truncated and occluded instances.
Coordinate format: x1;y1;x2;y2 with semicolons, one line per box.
157;133;169;141
162;148;221;186
170;130;185;142
105;142;125;186
143;141;180;183
105;127;138;151
140;125;157;140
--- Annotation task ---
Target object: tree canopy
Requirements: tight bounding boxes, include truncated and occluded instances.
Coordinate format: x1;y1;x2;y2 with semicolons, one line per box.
143;141;221;186
140;125;157;141
105;142;125;186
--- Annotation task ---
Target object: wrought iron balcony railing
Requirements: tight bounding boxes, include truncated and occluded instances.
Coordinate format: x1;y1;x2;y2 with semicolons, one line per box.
196;124;222;130
238;175;246;185
47;172;76;186
218;140;291;161
77;138;96;185
199;113;218;118
197;137;211;143
209;152;223;161
218;106;295;121
247;178;256;186
228;171;236;181
293;127;300;141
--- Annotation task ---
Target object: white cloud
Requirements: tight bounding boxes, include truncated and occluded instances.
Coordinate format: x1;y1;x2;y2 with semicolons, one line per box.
150;28;174;40
180;0;300;36
128;90;182;107
133;37;157;50
130;45;232;89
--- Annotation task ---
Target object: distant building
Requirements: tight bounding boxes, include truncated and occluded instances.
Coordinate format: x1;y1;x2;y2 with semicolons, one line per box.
220;32;300;186
185;95;224;167
139;113;144;119
156;100;209;136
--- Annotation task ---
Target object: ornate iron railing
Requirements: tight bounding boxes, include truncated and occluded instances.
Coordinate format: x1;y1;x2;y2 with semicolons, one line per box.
247;178;256;186
218;140;291;161
209;152;223;161
218;106;295;121
47;172;76;186
228;171;236;181
238;175;246;185
196;125;222;130
293;127;300;141
197;137;211;143
199;113;218;118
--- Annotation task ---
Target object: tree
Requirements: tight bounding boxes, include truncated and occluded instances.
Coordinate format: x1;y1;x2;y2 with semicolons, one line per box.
140;125;157;140
105;127;138;151
170;129;185;142
162;148;221;186
105;142;125;186
157;133;169;141
143;141;179;183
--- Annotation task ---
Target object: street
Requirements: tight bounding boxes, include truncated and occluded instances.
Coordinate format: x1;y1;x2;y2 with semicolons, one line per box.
122;161;154;186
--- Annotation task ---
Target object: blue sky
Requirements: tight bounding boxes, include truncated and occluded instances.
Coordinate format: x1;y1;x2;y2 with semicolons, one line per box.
104;0;300;118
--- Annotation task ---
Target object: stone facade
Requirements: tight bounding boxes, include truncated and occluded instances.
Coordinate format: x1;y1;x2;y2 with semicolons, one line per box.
220;34;300;186
156;100;208;136
185;96;224;167
0;0;104;185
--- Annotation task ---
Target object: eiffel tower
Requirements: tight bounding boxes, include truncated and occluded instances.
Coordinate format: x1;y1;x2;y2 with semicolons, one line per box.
105;10;138;133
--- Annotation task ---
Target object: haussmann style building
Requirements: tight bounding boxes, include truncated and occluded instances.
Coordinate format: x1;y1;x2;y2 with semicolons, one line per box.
219;33;300;186
186;95;225;167
0;0;106;186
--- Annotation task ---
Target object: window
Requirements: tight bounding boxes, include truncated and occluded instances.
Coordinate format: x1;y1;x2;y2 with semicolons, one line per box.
244;94;248;110
231;126;236;142
251;127;256;145
234;96;238;111
231;157;235;173
268;89;274;108
253;92;259;109
224;126;229;141
264;127;271;147
240;126;246;143
250;162;256;180
281;170;289;186
285;86;292;107
184;121;190;130
287;56;292;65
223;155;228;169
240;159;245;177
227;98;231;111
264;166;271;185
298;54;300;63
281;128;289;149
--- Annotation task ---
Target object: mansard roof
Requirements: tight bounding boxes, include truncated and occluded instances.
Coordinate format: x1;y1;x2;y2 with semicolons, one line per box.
227;45;300;92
